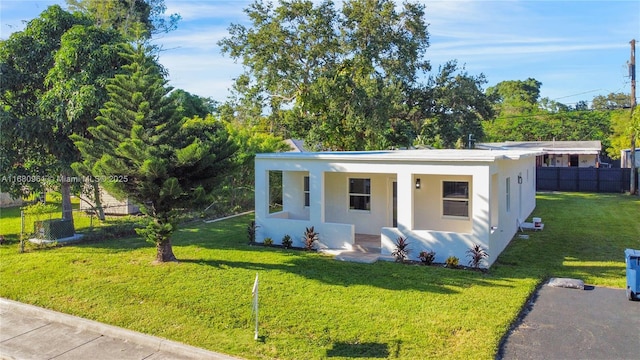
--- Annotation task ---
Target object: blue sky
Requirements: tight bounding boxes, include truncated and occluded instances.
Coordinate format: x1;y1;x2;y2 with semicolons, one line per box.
2;0;639;107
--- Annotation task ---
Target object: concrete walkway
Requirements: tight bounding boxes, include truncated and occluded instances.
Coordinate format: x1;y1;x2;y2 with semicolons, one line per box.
0;298;241;360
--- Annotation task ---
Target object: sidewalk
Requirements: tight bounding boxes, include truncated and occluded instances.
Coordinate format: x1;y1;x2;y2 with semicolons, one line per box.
0;298;242;360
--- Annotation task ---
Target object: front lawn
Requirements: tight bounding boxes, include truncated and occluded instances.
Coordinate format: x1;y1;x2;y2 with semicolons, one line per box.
0;192;638;359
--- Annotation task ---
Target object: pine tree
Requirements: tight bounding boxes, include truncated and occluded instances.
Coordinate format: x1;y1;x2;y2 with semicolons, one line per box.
73;40;236;262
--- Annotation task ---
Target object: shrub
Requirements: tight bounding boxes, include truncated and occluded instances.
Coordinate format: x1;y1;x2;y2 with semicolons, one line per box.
247;221;259;243
303;226;319;250
391;236;410;262
281;234;292;248
466;243;489;268
445;256;459;268
418;250;436;265
263;237;273;246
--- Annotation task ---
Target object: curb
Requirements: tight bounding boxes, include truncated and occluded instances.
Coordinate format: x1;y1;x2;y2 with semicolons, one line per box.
0;298;242;360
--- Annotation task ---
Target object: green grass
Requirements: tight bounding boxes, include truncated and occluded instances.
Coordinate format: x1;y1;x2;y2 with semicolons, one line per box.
0;192;638;359
0;194;137;243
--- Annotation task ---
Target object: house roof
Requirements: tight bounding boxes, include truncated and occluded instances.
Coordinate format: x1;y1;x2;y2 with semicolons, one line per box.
284;139;306;152
257;149;542;163
476;141;601;155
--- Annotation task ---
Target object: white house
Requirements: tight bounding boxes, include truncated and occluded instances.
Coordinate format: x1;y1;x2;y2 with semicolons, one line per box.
477;141;602;168
255;149;541;268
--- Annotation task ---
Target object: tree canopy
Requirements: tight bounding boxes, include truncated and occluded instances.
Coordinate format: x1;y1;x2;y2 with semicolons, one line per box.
219;0;430;150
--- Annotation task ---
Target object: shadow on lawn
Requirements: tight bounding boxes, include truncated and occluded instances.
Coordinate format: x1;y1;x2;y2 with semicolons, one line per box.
326;341;396;358
179;253;517;294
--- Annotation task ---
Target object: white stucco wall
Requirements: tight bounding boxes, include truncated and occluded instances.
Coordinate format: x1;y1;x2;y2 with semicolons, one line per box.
255;150;540;267
282;171;310;220
324;172;393;235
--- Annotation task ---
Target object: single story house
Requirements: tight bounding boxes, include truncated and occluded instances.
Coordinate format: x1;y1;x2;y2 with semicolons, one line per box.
255;149;541;268
476;141;602;168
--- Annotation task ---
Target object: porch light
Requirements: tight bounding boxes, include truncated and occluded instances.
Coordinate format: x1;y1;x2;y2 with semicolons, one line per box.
415;178;421;189
517;175;523;184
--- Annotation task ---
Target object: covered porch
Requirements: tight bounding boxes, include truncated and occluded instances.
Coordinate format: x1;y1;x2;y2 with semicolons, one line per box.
255;150;538;268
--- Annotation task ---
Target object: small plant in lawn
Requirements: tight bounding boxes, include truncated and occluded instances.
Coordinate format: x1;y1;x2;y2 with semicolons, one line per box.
445;256;459;268
418;250;436;265
247;221;259;243
263;237;273;246
466;243;489;268
281;234;292;248
303;226;319;250
391;236;410;262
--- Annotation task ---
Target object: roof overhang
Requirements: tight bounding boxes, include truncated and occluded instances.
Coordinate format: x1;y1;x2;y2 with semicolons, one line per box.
256;149;543;163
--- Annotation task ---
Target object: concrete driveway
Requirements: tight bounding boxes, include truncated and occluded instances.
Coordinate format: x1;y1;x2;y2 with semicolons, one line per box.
498;284;640;360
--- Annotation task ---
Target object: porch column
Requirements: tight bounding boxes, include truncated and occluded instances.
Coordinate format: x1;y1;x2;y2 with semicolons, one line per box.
309;169;325;224
396;170;413;231
472;167;491;247
254;159;269;225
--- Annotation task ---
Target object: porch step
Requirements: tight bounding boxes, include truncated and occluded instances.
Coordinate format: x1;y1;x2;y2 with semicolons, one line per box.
333;252;394;264
351;243;381;253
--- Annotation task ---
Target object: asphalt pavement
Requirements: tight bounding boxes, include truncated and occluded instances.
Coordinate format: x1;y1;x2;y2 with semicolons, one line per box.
0;298;241;360
498;284;640;360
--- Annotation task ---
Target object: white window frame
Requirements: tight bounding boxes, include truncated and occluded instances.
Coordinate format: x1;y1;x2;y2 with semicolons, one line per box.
442;181;469;218
349;178;371;211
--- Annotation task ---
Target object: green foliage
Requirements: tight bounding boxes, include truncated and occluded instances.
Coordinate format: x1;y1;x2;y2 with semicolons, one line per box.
486;78;542;115
263;237;273;246
418;249;435;265
219;0;430;150
391;236;410;262
66;0;181;38
22;202;58;217
466;243;489;268
169;89;218;119
73;41;236;262
414;61;493;148
445;256;459;268
247;221;259;243
591;92;630;110
206;121;288;216
607;109;634;159
303;226;319;251
281;234;292;248
0;5;91;200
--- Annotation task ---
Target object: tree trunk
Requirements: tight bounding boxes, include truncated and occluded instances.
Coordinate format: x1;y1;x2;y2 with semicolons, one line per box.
92;181;106;221
60;171;75;229
156;238;178;262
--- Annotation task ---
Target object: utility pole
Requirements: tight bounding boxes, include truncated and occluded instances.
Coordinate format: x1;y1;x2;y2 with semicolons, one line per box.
630;39;637;195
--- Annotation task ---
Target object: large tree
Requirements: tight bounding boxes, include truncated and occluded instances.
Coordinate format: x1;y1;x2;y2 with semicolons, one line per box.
412;61;494;148
486;78;542;116
73;41;236;262
0;6;93;221
219;0;430;150
66;0;180;38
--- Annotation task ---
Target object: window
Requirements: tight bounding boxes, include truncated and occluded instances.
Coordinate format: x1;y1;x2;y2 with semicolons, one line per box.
349;178;371;211
506;177;511;212
443;181;469;217
303;176;310;207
